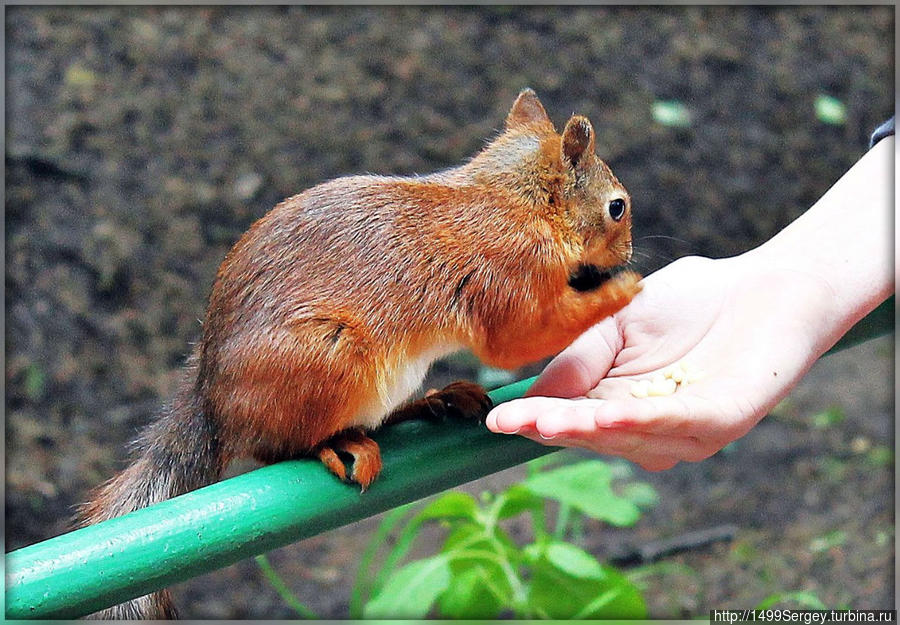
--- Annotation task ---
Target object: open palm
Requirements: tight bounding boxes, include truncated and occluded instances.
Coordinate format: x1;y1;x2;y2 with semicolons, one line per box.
486;253;832;471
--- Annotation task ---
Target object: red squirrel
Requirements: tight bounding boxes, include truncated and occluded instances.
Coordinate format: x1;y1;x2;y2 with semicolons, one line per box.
77;89;640;619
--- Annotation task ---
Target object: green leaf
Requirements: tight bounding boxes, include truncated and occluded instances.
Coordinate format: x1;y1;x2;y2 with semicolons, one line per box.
438;562;509;618
527;554;646;618
442;521;519;565
544;541;605;580
809;529;846;554
652;100;692;127
495;485;543;520
526;451;569;476
350;504;415;618
814;94;847;126
364;556;452;618
24;363;46;402
812;406;845;429
442;521;486;552
621;481;659;509
372;505;432;595
523;460;642;526
865;445;894;467
418;491;480;522
573;565;647;619
756;591;827;610
436;521;517;618
367;492;478;599
522;541;545;563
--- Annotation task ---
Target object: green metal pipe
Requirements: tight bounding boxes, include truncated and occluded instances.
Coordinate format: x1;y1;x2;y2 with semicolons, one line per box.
826;296;894;355
5;376;551;620
5;296;893;619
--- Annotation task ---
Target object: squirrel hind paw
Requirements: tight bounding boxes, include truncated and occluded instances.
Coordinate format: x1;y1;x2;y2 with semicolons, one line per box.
317;429;383;492
317;446;348;482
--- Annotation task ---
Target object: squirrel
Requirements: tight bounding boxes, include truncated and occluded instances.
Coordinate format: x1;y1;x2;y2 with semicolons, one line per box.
76;88;641;619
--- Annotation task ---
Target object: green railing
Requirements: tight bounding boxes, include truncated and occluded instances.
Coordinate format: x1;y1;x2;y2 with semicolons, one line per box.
5;296;892;619
5;378;554;619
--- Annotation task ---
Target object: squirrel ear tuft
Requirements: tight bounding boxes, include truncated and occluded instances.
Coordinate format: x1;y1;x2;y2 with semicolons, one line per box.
506;88;552;129
561;115;595;168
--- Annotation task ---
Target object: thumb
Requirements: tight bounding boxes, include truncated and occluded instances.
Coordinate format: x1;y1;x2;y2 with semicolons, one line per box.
526;319;621;398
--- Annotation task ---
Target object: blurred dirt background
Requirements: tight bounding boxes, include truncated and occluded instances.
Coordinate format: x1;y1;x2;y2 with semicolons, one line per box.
5;5;894;619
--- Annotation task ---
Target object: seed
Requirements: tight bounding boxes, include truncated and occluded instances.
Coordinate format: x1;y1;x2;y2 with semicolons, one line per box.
629;379;651;398
629;362;703;398
666;363;685;383
648;377;677;396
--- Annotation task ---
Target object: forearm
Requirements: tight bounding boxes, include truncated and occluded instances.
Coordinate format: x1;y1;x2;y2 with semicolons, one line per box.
747;136;894;355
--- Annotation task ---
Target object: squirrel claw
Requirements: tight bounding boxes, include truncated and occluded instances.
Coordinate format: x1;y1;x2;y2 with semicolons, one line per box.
426;381;493;423
316;428;383;491
383;381;493;427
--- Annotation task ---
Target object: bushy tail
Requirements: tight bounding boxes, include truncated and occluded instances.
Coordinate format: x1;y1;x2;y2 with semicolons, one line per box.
76;367;223;620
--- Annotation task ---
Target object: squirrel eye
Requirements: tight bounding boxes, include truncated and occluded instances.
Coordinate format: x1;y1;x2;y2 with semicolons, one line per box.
608;198;626;222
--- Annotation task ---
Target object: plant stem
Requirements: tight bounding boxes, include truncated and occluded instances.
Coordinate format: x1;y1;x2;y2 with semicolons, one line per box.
254;554;319;619
554;502;572;540
349;504;414;618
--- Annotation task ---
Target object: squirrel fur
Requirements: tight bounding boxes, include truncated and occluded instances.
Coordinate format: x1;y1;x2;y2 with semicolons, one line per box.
76;89;640;619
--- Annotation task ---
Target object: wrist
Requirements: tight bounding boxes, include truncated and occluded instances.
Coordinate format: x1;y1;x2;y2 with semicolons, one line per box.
738;134;894;356
732;246;844;358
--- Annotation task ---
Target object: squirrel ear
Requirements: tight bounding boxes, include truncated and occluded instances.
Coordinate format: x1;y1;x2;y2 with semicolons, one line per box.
561;115;595;168
506;88;552;129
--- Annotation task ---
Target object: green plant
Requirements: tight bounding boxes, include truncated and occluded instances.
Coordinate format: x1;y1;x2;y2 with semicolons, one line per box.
814;94;847;126
254;554;319;619
756;590;827;610
811;406;846;429
350;454;657;619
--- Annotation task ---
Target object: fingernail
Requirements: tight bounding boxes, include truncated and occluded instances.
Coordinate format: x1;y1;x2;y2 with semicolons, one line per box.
597;421;624;429
539;433;558;440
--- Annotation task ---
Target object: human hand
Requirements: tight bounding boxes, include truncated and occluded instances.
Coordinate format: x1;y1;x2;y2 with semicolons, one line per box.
486;253;836;471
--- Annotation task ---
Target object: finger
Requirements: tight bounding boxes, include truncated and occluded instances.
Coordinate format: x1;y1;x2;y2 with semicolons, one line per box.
525;319;621;398
514;429;583;447
488;395;602;436
532;400;603;438
630;455;680;472
492;395;705;444
486;397;553;434
502;394;701;441
517;427;712;469
590;393;719;438
584;430;715;462
495;397;716;460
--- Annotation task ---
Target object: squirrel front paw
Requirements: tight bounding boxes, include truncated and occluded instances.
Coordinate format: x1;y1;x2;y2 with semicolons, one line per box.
382;380;494;428
423;381;494;423
607;270;643;302
581;269;642;321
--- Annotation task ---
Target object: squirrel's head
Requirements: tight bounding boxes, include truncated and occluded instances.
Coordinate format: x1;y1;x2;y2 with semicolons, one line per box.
555;109;633;270
468;88;633;270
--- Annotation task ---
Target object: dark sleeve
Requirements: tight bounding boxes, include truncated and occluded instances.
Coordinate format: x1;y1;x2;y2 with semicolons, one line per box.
869;116;894;148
